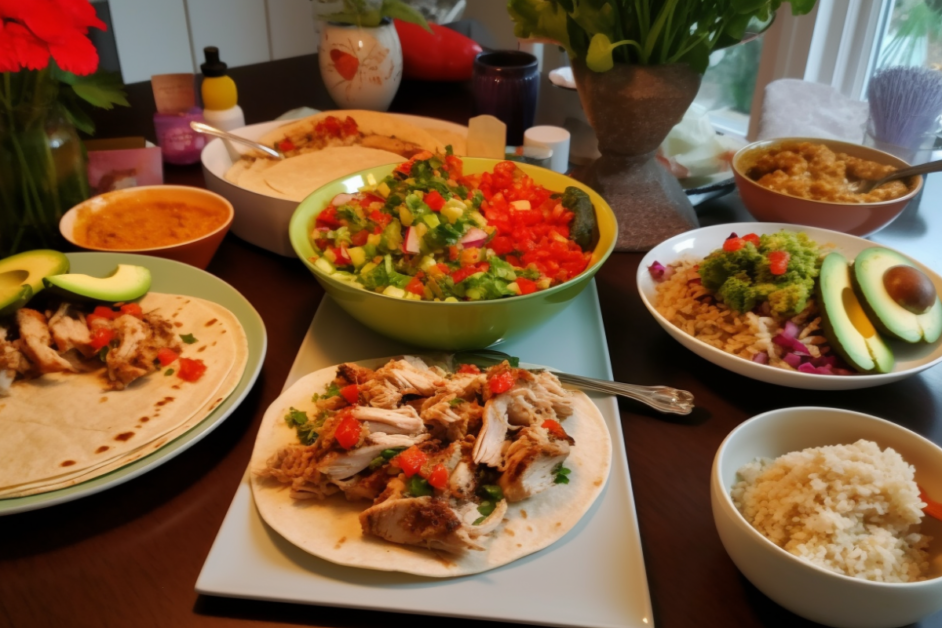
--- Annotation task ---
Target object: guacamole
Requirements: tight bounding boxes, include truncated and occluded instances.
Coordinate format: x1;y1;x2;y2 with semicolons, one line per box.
698;231;823;316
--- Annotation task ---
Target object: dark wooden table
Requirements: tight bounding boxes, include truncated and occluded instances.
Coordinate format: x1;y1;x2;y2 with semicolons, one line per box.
2;54;941;628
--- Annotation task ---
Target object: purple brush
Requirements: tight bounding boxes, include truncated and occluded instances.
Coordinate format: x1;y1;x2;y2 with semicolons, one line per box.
867;66;942;151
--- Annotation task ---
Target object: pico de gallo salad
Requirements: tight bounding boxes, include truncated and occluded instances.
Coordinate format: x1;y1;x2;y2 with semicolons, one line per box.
308;151;598;301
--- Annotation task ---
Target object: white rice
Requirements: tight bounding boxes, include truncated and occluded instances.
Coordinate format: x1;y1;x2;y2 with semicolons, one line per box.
731;439;931;582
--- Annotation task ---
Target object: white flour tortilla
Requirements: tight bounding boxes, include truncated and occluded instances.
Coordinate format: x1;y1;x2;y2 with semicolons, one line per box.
250;359;612;577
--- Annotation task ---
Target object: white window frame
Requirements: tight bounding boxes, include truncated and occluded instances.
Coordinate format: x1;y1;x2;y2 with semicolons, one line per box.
706;0;889;140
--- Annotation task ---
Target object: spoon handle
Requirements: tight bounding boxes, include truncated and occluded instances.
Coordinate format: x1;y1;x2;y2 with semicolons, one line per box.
552;372;695;415
874;157;942;187
189;121;282;160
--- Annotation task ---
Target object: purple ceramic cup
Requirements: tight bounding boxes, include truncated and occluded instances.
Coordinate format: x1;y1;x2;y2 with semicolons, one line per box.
473;51;539;146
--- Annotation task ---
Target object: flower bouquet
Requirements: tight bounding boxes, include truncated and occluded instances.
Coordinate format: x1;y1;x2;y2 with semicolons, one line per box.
0;0;127;256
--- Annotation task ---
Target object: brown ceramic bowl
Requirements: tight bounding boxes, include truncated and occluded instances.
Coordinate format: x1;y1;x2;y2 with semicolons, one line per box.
732;137;923;237
60;186;233;269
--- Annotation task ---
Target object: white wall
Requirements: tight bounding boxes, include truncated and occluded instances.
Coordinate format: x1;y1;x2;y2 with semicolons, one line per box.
109;0;318;84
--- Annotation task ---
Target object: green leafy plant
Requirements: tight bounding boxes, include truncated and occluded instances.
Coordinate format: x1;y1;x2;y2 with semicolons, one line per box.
507;0;817;73
313;0;431;30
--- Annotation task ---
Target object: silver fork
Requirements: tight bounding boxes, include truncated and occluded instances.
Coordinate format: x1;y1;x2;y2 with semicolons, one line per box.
455;349;695;415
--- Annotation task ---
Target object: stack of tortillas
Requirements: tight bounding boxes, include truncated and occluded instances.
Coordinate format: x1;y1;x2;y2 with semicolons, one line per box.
225;110;468;202
0;294;248;498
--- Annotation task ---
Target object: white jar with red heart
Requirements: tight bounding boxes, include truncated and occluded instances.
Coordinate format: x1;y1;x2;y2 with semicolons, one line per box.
317;19;403;111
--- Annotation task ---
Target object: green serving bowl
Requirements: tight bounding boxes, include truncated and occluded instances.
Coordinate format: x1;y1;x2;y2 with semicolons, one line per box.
289;158;617;350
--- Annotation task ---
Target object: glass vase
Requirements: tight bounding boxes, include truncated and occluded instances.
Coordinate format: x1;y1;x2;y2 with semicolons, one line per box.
0;70;89;257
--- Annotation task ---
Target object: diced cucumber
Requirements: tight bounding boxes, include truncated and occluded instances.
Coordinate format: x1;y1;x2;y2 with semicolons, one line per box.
469;210;487;227
384;255;394;274
313;257;336;275
422;213;440;229
507;282;521;295
383;285;406;299
445;198;467;210
441;204;463;225
348;246;367;268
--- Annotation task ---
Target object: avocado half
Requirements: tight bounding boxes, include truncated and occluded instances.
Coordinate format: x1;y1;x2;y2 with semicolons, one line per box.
817;252;894;374
851;247;942;344
44;264;152;302
0;250;70;316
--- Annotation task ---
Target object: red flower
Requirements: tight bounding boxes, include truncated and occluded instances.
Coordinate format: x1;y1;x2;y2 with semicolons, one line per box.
0;0;106;75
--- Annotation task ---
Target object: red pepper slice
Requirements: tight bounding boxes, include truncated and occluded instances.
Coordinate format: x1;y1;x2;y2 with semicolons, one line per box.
176;358;207;382
91;305;117;320
332;247;352;266
405;276;425;296
488;371;515;394
457;363;481;374
723;237;744;252
156;348;178;367
350;230;369;246
769;250;790;276
334;414;362;449
450;266;478;285
370;210;391;228
316;206;342;229
424;190;445;211
542;419;567;440
89;327;114;351
396;446;428;478
340;383;359;405
427;463;449;489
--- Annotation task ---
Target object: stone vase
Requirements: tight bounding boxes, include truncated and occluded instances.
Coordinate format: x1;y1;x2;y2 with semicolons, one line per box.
571;59;702;252
318;19;403;111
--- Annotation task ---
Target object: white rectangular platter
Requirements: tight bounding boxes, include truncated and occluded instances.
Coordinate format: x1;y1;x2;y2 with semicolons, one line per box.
197;281;654;628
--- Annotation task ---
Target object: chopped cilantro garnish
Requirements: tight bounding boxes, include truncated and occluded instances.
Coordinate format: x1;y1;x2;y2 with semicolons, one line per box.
507;356;520;368
474;500;496;524
553;463;571;484
284;408;319;445
406;476;433;497
325;383;341;398
164;368;174;376
449;398;465;407
180;333;197;344
381;447;405;460
445;144;454;156
285;407;308;427
368;456;386;470
473;515;486;525
480;485;504;502
297;425;319;446
98;346;109;361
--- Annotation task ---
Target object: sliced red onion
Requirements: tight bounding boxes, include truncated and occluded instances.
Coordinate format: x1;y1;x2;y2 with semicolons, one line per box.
772;333;810;355
811;355;838;367
402;226;420;255
752;351;769;365
783;352;803;369
726;232;738;240
783;321;800;339
331;193;355;207
797;362;818;374
648;261;666;281
460;227;488;248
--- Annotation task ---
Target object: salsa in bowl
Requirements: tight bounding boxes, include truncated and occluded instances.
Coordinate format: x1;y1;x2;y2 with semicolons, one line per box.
290;155;617;350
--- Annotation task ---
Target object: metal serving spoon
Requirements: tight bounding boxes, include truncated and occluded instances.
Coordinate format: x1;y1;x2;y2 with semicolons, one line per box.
852;157;942;194
456;349;695;415
189;121;283;160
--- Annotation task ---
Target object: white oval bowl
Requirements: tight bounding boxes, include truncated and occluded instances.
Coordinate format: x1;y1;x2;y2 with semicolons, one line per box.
637;222;942;390
712;406;942;628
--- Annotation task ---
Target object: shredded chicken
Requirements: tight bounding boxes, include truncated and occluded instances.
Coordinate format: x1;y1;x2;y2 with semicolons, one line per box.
16;309;74;373
105;313;180;390
499;426;571;502
472;393;512;467
359;496;484;552
350;405;425;435
317;433;429;479
47;303;96;358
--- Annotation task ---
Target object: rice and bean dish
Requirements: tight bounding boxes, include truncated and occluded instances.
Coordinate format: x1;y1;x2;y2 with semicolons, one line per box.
731;440;931;582
650;230;849;375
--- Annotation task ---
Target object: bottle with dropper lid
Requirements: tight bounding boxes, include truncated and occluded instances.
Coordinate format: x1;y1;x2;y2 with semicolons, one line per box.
200;46;245;131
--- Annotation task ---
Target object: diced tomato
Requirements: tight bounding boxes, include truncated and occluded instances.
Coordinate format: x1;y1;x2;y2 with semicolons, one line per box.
358;193;385;208
424;190;445;211
89;327;114;351
176;358;207;382
396;446;428;478
350;230;369;246
457;363;481;374
92;305;117;320
332;247;352;266
450;266;478;284
277;139;295;152
542;419;567;439
489;235;514;255
488;370;515;394
769;250;790;275
405;276;425;295
516;277;537;295
334;414;362;449
340;383;359;405
723;237;744;252
119;303;143;318
742;233;760;247
156;348;178;367
427;463;448;489
314;238;331;251
316;206;342;229
369;210;391;228
447;245;459;261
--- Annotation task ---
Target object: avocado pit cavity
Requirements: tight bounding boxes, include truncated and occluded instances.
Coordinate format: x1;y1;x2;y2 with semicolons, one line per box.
884;265;936;315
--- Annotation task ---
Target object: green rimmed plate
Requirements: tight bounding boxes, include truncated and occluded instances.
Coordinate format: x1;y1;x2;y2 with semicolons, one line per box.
0;252;267;515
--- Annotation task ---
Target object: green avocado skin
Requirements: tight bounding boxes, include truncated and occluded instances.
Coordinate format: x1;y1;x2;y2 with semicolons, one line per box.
0;250;70;315
816;252;894;374
851;247;942;344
